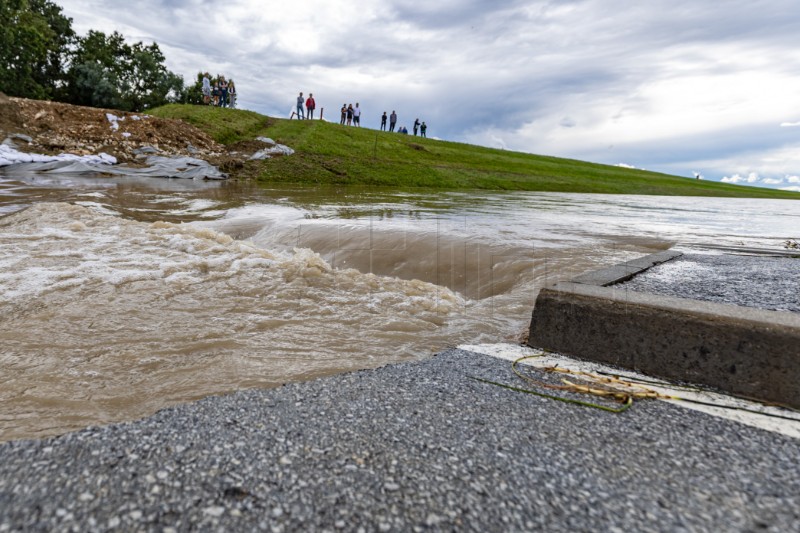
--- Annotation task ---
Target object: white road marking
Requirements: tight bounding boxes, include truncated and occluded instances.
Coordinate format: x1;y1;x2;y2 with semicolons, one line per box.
460;343;800;440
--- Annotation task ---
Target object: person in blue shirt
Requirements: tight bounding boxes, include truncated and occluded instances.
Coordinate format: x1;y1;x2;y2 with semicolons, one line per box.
296;92;305;119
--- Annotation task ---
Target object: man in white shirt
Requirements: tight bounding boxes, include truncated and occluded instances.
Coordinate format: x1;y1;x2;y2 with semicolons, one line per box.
353;103;361;127
202;73;211;105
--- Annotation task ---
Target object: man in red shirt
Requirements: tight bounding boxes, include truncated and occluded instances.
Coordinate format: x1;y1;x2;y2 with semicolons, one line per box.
305;94;316;120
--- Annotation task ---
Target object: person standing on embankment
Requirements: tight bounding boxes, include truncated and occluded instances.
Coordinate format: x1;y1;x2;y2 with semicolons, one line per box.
306;93;316;120
296;92;305;119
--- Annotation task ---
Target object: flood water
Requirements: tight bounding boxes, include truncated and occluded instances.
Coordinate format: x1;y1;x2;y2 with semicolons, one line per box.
1;172;798;441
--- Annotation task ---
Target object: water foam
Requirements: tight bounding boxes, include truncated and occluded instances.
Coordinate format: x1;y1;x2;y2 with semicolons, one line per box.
0;203;472;439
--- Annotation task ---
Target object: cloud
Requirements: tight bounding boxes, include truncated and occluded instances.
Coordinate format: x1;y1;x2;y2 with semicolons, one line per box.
489;135;507;150
780;186;800;192
780;121;800;127
559;117;577;128
720;172;794;188
720;173;761;184
721;175;745;184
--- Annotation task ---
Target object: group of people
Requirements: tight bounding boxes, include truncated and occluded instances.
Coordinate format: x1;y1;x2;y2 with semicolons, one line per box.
339;103;362;126
202;73;237;108
295;92;316;119
292;92;429;136
379;112;426;136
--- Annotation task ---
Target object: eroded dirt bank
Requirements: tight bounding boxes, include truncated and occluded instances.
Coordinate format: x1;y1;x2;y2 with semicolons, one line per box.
0;93;225;164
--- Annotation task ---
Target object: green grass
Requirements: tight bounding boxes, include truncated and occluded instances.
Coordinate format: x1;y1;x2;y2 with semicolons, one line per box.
148;104;800;198
148;104;269;145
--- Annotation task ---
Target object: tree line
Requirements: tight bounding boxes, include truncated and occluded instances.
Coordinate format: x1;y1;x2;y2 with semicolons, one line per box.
0;0;188;112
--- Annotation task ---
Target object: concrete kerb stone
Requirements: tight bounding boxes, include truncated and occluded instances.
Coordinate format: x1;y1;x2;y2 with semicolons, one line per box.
569;250;683;286
528;251;800;408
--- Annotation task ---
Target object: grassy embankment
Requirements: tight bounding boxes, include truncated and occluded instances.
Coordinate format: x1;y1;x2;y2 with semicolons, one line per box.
149;104;800;198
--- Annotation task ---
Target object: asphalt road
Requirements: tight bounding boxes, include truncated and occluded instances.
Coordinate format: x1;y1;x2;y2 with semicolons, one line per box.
1;348;798;532
619;252;800;313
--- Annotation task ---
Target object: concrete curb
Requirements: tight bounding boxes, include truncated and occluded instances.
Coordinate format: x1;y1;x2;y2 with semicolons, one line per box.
569;250;683;286
528;251;800;408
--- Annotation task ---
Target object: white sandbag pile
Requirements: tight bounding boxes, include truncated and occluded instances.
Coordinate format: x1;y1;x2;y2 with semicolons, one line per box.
0;141;227;180
250;137;295;160
0;142;117;167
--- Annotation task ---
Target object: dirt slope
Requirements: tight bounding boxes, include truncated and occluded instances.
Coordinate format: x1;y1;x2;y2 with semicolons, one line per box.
0;93;224;164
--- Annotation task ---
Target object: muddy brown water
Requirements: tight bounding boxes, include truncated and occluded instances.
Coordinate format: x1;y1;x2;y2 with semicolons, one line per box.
1;172;797;441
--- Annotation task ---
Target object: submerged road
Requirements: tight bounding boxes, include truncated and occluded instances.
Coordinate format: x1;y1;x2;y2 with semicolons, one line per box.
1;348;798;532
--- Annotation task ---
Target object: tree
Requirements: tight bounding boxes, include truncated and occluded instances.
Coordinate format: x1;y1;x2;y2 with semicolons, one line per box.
1;2;185;111
186;72;207;105
64;30;129;108
68;60;122;109
65;30;185;111
29;0;74;99
0;0;75;99
124;42;186;110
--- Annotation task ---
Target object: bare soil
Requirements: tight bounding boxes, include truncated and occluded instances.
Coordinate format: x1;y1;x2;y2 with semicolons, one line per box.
0;93;226;164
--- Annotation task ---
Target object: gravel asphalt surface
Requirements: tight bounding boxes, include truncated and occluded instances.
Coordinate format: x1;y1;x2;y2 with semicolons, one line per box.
619;252;800;313
1;348;799;532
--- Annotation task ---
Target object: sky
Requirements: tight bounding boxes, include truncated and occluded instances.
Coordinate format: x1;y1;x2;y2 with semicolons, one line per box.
54;0;800;191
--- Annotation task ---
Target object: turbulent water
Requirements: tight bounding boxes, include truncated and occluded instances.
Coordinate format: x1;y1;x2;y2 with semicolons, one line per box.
1;173;798;441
